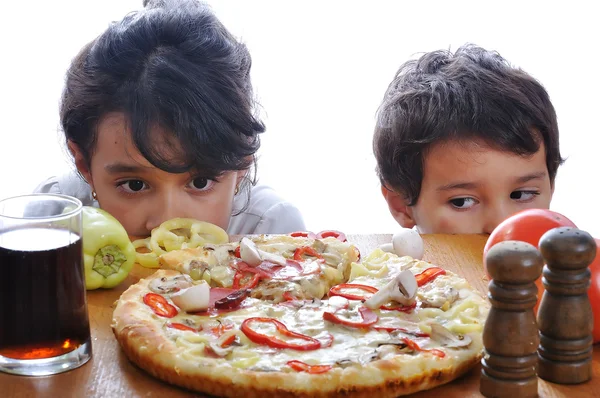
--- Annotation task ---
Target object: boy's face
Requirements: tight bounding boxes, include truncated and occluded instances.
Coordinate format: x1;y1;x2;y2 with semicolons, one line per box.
70;112;244;238
382;139;553;234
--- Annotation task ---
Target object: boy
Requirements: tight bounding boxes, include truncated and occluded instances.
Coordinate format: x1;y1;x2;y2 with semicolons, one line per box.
373;44;563;234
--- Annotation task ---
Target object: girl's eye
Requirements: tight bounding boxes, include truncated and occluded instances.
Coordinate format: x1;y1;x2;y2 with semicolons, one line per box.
118;180;148;193
187;177;215;191
449;197;477;210
510;190;539;202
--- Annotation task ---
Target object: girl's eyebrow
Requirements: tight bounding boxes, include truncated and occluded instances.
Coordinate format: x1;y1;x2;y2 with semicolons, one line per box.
104;162;151;174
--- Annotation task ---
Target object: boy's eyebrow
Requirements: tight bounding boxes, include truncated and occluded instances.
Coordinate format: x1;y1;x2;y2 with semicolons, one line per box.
104;162;151;174
436;182;478;192
437;171;548;192
515;171;547;183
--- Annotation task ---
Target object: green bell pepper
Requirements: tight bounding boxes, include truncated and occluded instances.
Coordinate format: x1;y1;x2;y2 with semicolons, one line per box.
82;206;136;290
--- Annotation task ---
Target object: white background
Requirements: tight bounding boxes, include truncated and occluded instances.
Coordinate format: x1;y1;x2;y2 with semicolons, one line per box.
1;1;598;236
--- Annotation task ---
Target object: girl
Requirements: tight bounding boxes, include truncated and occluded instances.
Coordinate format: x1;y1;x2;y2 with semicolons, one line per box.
35;0;305;237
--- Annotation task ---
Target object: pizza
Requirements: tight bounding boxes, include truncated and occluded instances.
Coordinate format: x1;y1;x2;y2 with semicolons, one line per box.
112;232;489;397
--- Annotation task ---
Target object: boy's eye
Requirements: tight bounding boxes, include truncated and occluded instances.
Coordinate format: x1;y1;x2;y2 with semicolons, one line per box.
187;177;215;191
118;180;147;193
510;190;539;201
449;197;477;209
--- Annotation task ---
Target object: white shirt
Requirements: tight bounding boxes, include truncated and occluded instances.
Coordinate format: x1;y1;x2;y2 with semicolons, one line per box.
33;172;306;235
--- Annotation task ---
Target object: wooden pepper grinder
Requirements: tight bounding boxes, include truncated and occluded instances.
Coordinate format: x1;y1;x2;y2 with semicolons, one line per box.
480;240;543;398
537;226;595;384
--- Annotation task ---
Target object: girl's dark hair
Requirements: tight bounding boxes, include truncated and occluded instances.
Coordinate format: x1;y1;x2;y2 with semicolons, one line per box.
373;44;564;206
61;0;265;180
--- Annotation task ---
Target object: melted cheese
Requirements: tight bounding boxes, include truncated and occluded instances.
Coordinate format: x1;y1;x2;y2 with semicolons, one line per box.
142;247;489;372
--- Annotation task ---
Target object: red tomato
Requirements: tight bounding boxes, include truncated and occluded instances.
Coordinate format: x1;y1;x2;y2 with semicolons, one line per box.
483;209;577;314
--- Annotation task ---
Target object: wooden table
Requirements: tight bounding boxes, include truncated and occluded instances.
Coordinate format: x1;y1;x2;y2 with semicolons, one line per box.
3;234;599;397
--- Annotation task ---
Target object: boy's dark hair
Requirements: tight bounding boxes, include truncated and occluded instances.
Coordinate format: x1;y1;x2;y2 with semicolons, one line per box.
373;44;563;206
61;0;265;180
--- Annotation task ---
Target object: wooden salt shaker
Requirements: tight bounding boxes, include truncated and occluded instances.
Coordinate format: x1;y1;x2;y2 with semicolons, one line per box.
480;240;543;398
537;226;595;384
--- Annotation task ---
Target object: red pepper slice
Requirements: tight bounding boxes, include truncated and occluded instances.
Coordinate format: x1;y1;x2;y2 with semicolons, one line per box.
316;230;347;242
232;270;261;289
166;322;197;332
283;291;296;301
241;317;322;351
415;267;446;286
290;231;316;239
210;322;234;337
143;293;178;318
403;337;445;358
293;246;324;261
372;325;429;337
329;283;378;301
234;246;241;258
287;360;333;374
380;301;417;313
323;306;378;328
220;334;236;348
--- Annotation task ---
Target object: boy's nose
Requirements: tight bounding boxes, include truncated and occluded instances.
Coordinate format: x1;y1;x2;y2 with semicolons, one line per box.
483;206;514;235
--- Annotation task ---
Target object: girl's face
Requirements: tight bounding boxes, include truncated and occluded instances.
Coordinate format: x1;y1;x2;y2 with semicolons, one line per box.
71;113;244;238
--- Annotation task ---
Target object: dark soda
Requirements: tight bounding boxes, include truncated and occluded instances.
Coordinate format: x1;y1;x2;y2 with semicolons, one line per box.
0;227;90;360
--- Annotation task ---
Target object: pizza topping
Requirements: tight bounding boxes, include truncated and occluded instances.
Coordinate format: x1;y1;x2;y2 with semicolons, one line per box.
420;286;459;309
402;338;445;358
429;322;472;348
316;230;347;242
188;260;210;281
392;228;424;260
240;317;323;351
329;283;377;301
207;331;240;357
289;231;317;239
166;322;197;332
239;237;262;266
232;270;261;289
293;246;324;261
143;293;178;318
287;360;333;374
323;306;378;328
415;267;446;286
364;270;417;309
148;274;193;295
214;289;251;310
239;237;288;267
170;281;211;312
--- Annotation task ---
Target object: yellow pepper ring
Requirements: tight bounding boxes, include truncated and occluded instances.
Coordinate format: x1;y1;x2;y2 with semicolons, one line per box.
182;221;229;249
133;237;160;269
150;228;186;255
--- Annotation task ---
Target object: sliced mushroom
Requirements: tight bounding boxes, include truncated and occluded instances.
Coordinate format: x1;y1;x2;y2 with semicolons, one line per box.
239;237;287;266
239;237;262;266
257;249;287;266
170;281;211;312
364;270;418;309
429;323;472;348
148;274;193;294
312;240;326;253
187;260;209;280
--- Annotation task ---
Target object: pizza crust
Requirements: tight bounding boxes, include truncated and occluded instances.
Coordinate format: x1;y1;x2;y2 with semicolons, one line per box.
112;267;485;398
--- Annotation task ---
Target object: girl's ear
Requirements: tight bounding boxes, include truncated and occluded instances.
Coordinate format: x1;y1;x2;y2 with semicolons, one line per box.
67;140;94;188
381;185;416;229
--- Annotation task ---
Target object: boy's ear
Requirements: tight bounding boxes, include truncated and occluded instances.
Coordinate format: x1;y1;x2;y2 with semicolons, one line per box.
381;185;416;229
67;140;93;188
